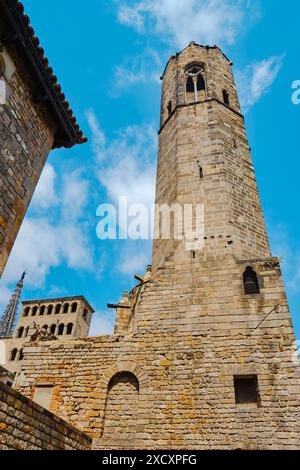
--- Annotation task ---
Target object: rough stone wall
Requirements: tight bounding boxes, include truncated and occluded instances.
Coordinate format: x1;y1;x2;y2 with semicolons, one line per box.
12;44;300;450
15;256;300;450
0;382;92;450
0;45;55;276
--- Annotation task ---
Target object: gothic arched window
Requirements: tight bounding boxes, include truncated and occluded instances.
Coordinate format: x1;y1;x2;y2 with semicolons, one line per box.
55;304;61;314
71;302;78;313
17;327;24;338
10;349;18;361
58;323;64;335
39;305;46;316
197;73;205;91
23;307;30;317
186;76;194;93
185;65;206;103
66;323;73;335
50;324;56;335
63;303;69;314
243;267;260;295
32;306;38;316
83;309;88;322
47;305;53;315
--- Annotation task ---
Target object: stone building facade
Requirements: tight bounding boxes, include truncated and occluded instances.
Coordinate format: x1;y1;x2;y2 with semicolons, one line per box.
0;0;86;277
14;43;300;450
1;295;94;373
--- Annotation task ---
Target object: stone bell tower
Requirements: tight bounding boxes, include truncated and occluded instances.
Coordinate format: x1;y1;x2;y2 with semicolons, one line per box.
153;42;270;271
14;43;300;450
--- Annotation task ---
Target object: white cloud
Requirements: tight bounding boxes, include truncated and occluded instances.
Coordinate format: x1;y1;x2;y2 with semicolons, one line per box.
114;47;162;90
61;169;89;221
87;111;156;275
88;111;157;209
85;109;106;161
89;310;115;336
31;163;57;209
1;169;93;289
269;223;300;293
236;55;284;112
117;0;260;48
117;241;151;275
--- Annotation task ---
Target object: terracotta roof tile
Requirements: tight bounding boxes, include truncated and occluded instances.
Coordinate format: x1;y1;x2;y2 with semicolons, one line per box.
1;0;87;148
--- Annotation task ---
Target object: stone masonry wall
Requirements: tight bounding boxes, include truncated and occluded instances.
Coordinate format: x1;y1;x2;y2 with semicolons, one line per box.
11;44;300;451
15;256;300;450
0;382;92;450
0;45;55;276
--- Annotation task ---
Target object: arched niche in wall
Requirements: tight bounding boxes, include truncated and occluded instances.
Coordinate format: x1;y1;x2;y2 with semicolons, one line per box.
101;371;140;445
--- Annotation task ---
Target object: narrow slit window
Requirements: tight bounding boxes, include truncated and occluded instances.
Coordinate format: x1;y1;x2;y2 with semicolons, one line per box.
167;100;172;116
223;89;230;106
243;266;260;295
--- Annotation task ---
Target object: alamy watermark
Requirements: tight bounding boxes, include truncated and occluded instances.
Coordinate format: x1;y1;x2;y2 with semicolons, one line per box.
292;81;300;105
96;197;205;251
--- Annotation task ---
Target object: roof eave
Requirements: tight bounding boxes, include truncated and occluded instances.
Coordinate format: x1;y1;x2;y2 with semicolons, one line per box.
0;0;87;149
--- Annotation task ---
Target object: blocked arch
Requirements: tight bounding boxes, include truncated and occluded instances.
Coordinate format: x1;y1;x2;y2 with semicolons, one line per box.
101;371;140;441
80;362;148;438
95;362;148;393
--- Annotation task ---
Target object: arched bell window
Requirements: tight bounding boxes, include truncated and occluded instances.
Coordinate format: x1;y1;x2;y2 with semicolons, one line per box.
186;76;194;93
50;324;56;335
58;324;64;336
23;307;30;317
243;267;260;295
185;64;206;103
197;74;205;92
17;327;24;338
66;323;73;335
10;349;18;361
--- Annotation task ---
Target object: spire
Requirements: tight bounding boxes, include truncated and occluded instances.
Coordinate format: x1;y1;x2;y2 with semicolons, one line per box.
0;271;26;338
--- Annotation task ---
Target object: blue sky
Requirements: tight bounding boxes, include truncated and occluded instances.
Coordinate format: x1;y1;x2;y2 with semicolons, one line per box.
0;0;299;339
